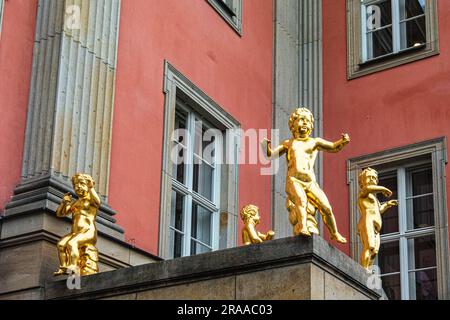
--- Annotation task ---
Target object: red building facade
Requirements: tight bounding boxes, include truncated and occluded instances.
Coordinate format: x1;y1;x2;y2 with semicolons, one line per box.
323;0;449;300
0;0;448;300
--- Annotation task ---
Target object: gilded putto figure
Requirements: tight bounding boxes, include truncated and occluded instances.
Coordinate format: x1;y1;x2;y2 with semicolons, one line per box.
263;107;349;243
241;204;275;245
357;168;398;270
54;173;100;276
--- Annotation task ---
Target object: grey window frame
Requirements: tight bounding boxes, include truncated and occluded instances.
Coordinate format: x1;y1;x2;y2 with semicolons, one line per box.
207;0;243;35
160;61;240;259
347;137;449;299
377;161;437;300
346;0;439;79
0;0;4;39
170;101;222;257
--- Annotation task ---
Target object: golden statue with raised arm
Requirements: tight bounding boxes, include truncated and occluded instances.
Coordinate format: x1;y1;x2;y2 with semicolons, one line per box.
54;173;100;276
241;204;275;245
357;168;398;270
262;107;349;243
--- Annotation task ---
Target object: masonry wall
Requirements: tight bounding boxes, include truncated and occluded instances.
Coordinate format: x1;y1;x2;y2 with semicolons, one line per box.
109;0;274;253
322;0;450;255
0;0;37;212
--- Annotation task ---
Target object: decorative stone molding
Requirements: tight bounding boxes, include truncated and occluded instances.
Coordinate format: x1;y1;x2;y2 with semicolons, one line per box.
44;235;385;300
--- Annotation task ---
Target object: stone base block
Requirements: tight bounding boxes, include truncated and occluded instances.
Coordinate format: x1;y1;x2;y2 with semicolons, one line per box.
0;211;161;299
44;234;386;300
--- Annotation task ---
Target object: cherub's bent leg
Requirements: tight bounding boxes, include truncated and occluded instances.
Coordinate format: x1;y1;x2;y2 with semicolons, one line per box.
307;183;347;243
286;177;310;236
66;232;93;271
54;234;72;275
242;229;251;245
368;226;380;268
358;225;371;269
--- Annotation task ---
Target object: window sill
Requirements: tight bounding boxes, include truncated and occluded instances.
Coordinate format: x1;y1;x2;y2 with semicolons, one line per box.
348;43;439;80
359;43;426;67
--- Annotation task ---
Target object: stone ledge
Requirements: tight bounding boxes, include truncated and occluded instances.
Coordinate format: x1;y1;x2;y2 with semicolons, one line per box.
44;235;385;300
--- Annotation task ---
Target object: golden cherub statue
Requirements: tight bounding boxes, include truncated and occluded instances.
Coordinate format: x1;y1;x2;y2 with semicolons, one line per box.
241;204;275;245
54;173;100;276
262;107;349;243
357;168;398;270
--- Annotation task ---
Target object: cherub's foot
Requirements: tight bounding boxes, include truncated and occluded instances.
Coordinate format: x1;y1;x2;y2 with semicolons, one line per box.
294;223;311;237
300;229;311;237
53;268;67;276
331;233;347;244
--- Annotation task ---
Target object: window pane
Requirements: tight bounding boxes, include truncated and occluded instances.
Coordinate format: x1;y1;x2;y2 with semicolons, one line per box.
191;240;212;255
169;229;183;259
169;189;184;259
223;0;235;11
406;194;434;230
379;174;399;234
400;17;426;50
170;191;184;231
408;167;433;196
172;109;188;184
365;1;392;30
194;119;216;163
399;0;425;20
175;109;187;133
191;204;212;247
407;235;437;270
378;241;400;274
381;273;401;300
193;157;214;201
367;27;393;59
408;268;438;300
172;143;186;184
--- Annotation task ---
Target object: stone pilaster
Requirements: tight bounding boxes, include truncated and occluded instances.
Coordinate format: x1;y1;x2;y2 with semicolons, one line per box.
5;0;122;235
272;0;323;237
22;0;120;198
0;0;161;301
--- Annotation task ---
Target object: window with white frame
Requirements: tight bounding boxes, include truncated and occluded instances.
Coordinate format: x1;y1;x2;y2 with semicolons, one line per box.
160;61;240;260
346;0;438;79
347;138;449;300
169;103;222;258
376;162;438;300
207;0;243;35
362;0;427;62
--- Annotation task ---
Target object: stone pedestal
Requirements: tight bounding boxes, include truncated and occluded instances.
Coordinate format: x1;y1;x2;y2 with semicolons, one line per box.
0;210;161;300
43;235;385;300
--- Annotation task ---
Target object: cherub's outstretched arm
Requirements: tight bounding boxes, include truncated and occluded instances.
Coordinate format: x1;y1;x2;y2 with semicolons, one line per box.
257;231;268;241
56;193;74;217
359;185;392;198
380;200;398;214
247;225;263;243
87;180;101;208
316;134;350;153
261;139;289;159
89;187;101;208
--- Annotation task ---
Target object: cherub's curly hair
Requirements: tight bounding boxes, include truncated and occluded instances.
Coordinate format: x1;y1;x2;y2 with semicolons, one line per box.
240;204;259;222
288;107;314;133
72;173;95;187
358;167;378;188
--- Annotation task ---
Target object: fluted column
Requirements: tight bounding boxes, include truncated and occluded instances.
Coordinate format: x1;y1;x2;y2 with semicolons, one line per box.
273;0;323;238
5;0;122;236
22;0;120;198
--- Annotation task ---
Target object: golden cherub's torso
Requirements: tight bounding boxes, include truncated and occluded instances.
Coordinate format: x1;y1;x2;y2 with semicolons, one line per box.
286;138;318;183
70;198;97;237
358;193;382;233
